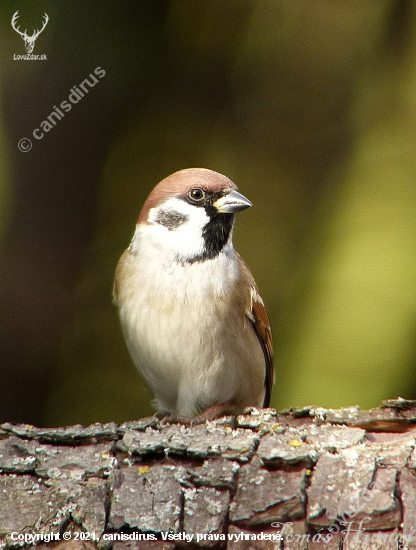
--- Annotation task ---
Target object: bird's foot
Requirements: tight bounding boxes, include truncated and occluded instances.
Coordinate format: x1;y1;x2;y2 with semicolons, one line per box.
161;402;237;426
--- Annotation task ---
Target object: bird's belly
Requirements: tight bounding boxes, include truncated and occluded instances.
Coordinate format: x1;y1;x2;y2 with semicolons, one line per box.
118;288;265;415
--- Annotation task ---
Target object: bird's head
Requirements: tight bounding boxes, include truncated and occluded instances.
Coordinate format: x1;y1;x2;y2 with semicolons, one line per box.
135;168;252;263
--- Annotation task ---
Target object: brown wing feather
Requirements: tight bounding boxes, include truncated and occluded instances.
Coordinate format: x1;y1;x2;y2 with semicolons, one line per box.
250;287;274;407
237;254;274;407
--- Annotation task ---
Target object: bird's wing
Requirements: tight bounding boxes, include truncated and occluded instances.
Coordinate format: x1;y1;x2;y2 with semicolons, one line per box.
238;254;274;407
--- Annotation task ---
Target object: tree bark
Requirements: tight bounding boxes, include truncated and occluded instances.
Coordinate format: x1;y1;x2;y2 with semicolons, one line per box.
1;400;416;549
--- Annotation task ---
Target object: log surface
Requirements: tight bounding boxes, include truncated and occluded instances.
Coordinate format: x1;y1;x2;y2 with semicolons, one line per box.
1;400;416;549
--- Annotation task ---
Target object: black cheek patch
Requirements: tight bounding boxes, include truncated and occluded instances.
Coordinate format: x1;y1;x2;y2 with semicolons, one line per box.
156;209;189;230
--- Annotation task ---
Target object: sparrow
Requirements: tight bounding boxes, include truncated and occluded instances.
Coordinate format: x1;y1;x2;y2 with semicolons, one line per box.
113;168;274;421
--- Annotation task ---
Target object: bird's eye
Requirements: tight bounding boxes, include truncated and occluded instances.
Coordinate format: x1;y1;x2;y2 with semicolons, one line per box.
189;188;205;202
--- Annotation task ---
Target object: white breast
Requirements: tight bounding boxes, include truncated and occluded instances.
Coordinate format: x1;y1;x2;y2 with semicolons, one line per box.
116;224;265;415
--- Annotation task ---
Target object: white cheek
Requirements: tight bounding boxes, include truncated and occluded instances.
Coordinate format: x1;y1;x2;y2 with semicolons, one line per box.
144;198;210;261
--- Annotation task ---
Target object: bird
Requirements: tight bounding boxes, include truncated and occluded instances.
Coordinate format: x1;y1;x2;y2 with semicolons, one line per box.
113;168;274;422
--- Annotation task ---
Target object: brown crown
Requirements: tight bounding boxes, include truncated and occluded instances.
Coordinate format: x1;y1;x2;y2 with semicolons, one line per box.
138;168;238;224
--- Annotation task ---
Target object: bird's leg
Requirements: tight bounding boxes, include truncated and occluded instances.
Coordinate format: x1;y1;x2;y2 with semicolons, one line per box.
161;402;237;425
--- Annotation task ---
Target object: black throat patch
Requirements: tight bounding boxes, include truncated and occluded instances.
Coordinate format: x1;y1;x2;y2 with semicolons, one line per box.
201;212;234;260
177;191;235;263
184;212;234;264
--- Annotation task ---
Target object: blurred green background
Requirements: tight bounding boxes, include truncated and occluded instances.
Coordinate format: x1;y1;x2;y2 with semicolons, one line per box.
1;0;416;427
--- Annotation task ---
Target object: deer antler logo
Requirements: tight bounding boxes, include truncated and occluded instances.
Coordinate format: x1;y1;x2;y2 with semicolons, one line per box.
11;11;49;54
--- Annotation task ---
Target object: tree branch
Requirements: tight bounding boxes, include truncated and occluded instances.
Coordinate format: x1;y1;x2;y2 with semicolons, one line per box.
1;401;416;549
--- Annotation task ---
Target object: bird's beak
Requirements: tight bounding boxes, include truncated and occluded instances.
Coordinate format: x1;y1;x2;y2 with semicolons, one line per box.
213;189;252;213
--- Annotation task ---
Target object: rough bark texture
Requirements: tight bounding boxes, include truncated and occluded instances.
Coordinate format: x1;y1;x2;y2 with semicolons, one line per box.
1;399;416;549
